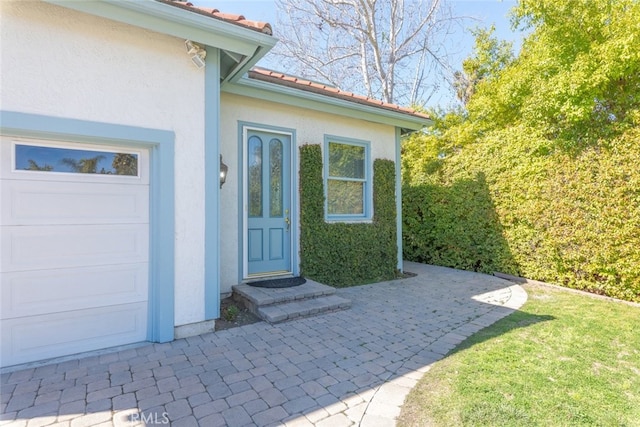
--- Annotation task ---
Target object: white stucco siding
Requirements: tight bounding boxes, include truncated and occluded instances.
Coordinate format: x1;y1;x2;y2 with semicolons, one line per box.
219;92;397;294
1;1;207;326
220;94;396;160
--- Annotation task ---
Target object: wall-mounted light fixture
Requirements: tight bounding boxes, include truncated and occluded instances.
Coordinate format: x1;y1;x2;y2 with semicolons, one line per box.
185;40;206;69
219;155;228;188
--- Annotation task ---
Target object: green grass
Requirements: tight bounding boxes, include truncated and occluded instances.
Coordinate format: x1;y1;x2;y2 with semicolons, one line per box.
398;284;640;427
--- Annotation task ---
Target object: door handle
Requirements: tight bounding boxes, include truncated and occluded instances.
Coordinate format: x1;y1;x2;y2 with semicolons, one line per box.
285;209;290;231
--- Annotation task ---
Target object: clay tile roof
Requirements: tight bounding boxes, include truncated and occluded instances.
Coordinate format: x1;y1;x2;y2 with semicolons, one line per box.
249;67;430;120
160;1;273;35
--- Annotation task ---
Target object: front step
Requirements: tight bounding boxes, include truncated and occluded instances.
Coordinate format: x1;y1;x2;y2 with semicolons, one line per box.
258;294;351;323
232;279;351;324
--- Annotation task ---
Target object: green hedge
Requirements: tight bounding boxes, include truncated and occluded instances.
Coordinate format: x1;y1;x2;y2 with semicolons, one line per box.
403;172;518;274
402;126;640;302
299;144;397;287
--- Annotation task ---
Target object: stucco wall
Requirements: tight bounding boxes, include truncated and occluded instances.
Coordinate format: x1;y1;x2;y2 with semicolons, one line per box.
219;91;397;294
1;1;207;326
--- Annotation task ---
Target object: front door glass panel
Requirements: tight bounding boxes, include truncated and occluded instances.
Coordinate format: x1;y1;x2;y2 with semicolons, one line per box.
269;139;283;218
248;136;263;218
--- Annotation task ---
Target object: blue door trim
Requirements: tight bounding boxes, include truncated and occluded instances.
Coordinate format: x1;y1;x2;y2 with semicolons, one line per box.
237;122;298;280
0;110;176;343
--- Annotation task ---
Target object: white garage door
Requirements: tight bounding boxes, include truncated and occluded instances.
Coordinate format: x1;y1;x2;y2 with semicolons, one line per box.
1;138;149;366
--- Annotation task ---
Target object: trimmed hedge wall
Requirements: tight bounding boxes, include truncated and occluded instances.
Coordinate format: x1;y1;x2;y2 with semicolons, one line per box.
299;144;397;287
403;172;518;275
402;126;640;302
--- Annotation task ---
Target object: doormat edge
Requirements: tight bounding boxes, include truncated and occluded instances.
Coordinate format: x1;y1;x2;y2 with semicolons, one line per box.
247;276;307;288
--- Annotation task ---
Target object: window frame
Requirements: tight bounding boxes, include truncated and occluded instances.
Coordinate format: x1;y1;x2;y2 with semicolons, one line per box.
323;135;372;222
12;141;142;179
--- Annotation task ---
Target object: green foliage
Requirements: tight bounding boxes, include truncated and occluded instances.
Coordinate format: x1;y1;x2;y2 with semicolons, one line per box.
112;153;138;176
61;155;105;174
221;304;240;322
470;0;640;146
25;159;53;171
299;144;397;287
403;173;517;275
453;26;514;104
402;0;640;302
403;124;640;302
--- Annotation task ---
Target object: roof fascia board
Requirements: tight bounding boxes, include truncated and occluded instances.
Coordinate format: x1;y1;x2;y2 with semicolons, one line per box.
223;46;272;85
223;77;432;130
43;0;277;58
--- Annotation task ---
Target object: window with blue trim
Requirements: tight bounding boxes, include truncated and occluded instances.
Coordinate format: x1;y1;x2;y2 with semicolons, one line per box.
325;137;370;220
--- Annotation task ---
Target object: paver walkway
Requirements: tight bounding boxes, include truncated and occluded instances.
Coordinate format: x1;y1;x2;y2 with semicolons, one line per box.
1;262;527;427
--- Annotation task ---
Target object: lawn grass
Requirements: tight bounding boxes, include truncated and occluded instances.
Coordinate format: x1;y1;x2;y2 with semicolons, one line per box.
398;283;640;427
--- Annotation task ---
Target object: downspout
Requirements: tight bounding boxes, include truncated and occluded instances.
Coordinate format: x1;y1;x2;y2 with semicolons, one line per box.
395;127;403;273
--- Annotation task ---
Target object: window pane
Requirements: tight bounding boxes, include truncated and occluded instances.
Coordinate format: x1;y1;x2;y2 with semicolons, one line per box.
327;179;364;215
328;142;364;179
269;139;283;217
15;144;138;176
248;136;263;217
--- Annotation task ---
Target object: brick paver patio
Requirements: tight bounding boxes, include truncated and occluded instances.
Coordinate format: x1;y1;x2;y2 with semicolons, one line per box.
1;262;527;426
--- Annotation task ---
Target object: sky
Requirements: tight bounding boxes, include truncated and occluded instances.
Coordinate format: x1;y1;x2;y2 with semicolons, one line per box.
202;0;525;107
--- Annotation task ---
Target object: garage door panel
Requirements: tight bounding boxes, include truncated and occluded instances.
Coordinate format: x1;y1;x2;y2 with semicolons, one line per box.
1;180;149;225
0;302;147;366
2;224;149;272
1;138;151;367
1;264;148;319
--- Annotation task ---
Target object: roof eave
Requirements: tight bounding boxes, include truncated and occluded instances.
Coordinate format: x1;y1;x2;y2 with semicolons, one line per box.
222;45;274;85
43;0;277;77
224;76;432;131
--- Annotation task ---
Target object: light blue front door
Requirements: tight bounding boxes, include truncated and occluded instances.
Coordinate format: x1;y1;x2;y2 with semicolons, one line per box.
247;130;291;276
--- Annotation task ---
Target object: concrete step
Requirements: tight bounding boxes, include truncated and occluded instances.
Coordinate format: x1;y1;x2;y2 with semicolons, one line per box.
257;294;352;323
232;279;351;324
233;280;336;308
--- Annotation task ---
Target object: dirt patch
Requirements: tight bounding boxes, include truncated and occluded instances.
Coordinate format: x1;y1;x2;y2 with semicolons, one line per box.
399;271;418;279
215;296;263;331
